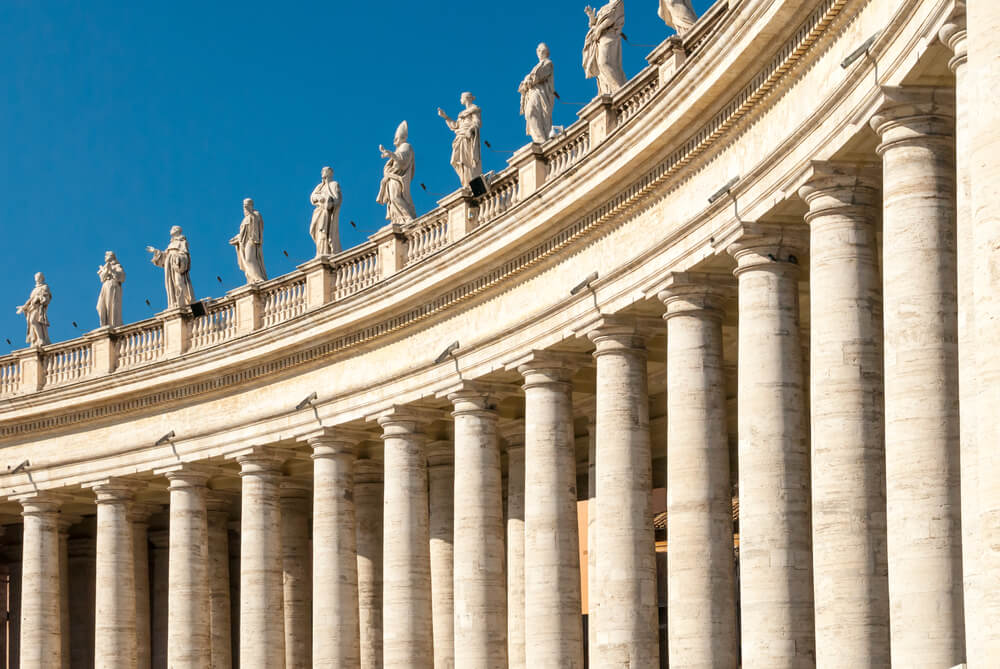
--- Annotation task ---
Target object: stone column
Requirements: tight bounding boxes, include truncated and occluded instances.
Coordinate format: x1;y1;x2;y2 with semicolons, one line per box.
158;465;212;669
17;494;63;669
447;384;508;666
226;523;240;669
427;440;455;669
306;428;362;668
658;278;739;669
517;354;584;669
501;422;526;669
68;536;96;669
728;227;814;668
377;408;434;669
586;320;658;667
355;458;384;669
969;2;1000;666
230;448;288;669
798;164;890;667
280;479;312;669
206;496;232;669
90;479;139;669
57;515;78;669
584;413;598;667
130;506;156;669
871;87;964;667
149;530;169;669
7;547;22;669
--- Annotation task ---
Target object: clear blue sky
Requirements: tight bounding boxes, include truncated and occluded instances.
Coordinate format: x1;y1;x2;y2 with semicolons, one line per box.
0;0;714;350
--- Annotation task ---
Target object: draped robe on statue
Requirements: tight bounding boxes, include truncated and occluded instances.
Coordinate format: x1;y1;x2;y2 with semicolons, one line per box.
310;180;342;256
376;142;417;225
96;260;125;327
151;235;195;308
583;0;627;95
520;58;555;143
447;106;482;186
233;210;267;282
20;283;51;346
659;0;698;34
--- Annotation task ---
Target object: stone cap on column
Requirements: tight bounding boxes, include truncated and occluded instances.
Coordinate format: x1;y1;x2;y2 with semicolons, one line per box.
153;461;219;487
797;160;881;217
574;314;661;355
426;440;454;468
870;85;955;149
498;419;525;450
10;490;75;514
279;477;312;500
224;445;298;475
81;477;145;503
938;2;966;70
354;458;383;484
366;404;447;435
720;222;808;273
297;425;371;457
128;502;163;524
433;379;518;414
205;490;238;516
503;349;592;385
654;271;735;320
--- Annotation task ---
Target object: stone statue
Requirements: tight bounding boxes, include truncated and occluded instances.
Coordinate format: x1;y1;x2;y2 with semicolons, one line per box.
659;0;698;34
16;272;51;347
438;93;483;187
519;43;556;143
583;1;627;95
309;167;342;257
376;121;417;225
96;251;125;328
230;198;267;283
147;226;195;309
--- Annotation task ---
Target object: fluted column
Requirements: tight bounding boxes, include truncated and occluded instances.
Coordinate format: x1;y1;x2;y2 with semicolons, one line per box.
658;278;738;669
205;495;232;669
355;458;384;669
130;506;156;669
728;227;814;668
149;530;169;669
798;163;889;667
871;86;963;667
306;428;363;669
517;354;584;669
586;320;658;667
158;465;212;669
17;493;63;669
502;421;526;669
427;440;455;669
230;448;288;669
447;383;508;666
378;408;434;668
281;479;312;669
89;479;140;669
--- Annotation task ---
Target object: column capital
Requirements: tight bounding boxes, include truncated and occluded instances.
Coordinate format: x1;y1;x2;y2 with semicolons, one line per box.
658;272;733;321
427;440;454;468
354;458;383;484
797;161;881;219
83;477;144;503
870;86;955;152
205;490;237;514
499;419;526;449
279;477;312;499
299;425;370;457
154;462;217;487
726;223;808;275
938;4;967;71
371;405;444;435
435;379;518;406
225;445;295;474
582;314;658;352
57;512;82;532
505;349;591;386
128;502;162;523
11;490;72;513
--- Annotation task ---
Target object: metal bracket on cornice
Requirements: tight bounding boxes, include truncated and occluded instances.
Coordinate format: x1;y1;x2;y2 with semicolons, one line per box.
570;271;601;315
708;177;744;238
295;391;323;427
841;31;881;86
435;341;463;381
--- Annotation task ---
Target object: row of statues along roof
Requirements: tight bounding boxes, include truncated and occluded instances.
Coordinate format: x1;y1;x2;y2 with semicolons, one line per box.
14;0;700;349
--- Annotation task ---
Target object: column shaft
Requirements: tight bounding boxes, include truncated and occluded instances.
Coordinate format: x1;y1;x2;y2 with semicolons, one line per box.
871;87;964;667
281;482;312;669
207;505;232;669
68;537;96;669
427;442;455;669
18;496;63;669
92;481;138;669
585;416;597;667
131;512;153;669
149;530;169;669
504;432;526;669
660;284;738;668
58;518;72;669
355;460;384;669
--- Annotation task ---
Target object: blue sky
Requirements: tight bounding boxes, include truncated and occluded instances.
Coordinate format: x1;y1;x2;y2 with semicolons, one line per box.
0;0;714;349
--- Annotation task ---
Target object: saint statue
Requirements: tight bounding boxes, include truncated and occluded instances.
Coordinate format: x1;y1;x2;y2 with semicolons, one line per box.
438;92;483;187
583;1;627;95
147;225;195;309
309;167;343;257
659;0;698;35
376;121;417;225
96;251;125;328
230;198;267;283
16;272;52;347
519;43;556;144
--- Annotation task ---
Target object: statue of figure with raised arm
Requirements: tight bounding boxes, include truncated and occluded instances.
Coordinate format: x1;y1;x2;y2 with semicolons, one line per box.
583;0;627;95
659;0;698;35
309;167;342;257
16;272;52;347
230;198;267;283
147;225;195;309
376;121;417;225
438;92;483;187
96;251;125;328
519;43;556;143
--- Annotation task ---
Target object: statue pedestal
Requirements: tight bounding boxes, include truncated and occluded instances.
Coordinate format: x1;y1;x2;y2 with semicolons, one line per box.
296;258;333;311
156;306;191;359
84;327;118;375
227;284;264;335
508;144;547;198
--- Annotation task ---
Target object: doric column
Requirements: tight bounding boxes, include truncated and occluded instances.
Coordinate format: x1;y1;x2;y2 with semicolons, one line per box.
68;536;95;669
130;505;157;669
355;458;384;669
205;495;232;669
88;479;140;669
17;493;63;669
870;86;964;667
516;352;584;669
305;427;364;669
728;227;814;668
226;523;240;669
501;421;527;669
798;163;889;667
658;277;739;668
57;514;79;669
280;478;312;669
586;319;658;667
427;440;455;669
7;545;22;669
445;382;508;666
584;412;598;667
229;448;288;668
149;530;169;669
156;464;212;669
377;408;434;668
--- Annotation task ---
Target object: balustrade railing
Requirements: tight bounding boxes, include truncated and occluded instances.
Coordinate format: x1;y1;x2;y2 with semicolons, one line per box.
116;321;165;370
615;72;660;127
43;341;93;387
262;276;307;327
188;299;237;350
478;169;520;224
545;126;591;179
0;359;21;396
404;210;449;266
331;243;380;300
